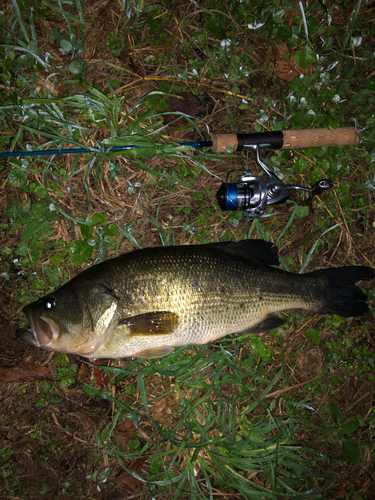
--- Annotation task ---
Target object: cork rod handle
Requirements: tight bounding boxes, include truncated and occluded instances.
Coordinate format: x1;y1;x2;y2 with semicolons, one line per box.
211;134;239;153
211;128;360;153
282;128;360;149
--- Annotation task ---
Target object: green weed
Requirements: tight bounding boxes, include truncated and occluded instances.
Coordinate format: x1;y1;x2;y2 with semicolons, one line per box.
1;0;375;498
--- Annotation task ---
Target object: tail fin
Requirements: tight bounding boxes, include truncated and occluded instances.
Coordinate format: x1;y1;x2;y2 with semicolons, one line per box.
309;266;374;317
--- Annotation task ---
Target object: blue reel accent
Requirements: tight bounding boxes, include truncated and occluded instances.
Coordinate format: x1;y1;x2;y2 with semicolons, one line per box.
225;183;238;210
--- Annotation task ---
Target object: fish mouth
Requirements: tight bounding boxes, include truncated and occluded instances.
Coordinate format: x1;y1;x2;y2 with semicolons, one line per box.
18;305;116;357
16;327;38;346
19;309;61;348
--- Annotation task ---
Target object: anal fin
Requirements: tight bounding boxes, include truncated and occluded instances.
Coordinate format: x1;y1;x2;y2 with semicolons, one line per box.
240;314;286;335
134;346;174;358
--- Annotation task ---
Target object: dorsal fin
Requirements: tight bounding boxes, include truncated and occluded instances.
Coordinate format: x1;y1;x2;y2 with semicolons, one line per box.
205;239;279;266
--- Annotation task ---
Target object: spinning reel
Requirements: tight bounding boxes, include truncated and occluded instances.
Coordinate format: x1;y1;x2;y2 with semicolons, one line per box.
216;143;333;218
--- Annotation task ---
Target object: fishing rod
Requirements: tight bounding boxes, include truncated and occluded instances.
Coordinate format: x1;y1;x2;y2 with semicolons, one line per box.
213;127;360;218
0;127;357;158
1;127;360;218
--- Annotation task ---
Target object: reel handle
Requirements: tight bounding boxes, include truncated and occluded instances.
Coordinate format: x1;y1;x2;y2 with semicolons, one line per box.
269;179;333;197
211;128;360;153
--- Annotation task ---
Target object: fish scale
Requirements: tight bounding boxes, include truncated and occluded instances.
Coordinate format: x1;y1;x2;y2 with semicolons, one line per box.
17;240;374;359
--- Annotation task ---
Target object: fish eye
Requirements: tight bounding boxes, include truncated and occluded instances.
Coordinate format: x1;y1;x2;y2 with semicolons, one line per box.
43;296;56;310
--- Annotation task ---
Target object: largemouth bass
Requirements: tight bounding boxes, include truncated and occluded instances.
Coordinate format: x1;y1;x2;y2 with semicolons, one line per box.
17;240;374;359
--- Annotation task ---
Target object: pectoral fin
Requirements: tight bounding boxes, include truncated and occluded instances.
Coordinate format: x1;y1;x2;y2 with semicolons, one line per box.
134;346;175;358
120;311;179;336
241;314;286;335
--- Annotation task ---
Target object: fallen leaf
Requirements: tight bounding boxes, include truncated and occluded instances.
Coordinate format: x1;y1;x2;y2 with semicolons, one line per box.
137;425;155;443
0;362;52;383
253;477;265;487
112;456;147;494
90;358;112;389
272;44;313;82
113;470;141;494
129;456;147;475
283;10;298;26
338;482;348;499
77;361;90;381
162;92;202;125
117;419;136;439
331;6;347;25
126;55;144;77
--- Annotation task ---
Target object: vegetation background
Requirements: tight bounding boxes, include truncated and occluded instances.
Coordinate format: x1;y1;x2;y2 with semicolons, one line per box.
0;0;374;498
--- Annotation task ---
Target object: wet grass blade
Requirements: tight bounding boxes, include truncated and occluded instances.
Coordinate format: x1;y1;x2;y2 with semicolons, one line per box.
11;0;30;42
300;223;343;273
137;373;150;418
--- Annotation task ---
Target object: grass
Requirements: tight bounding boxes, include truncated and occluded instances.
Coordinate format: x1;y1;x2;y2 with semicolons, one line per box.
84;348;337;499
1;0;375;498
